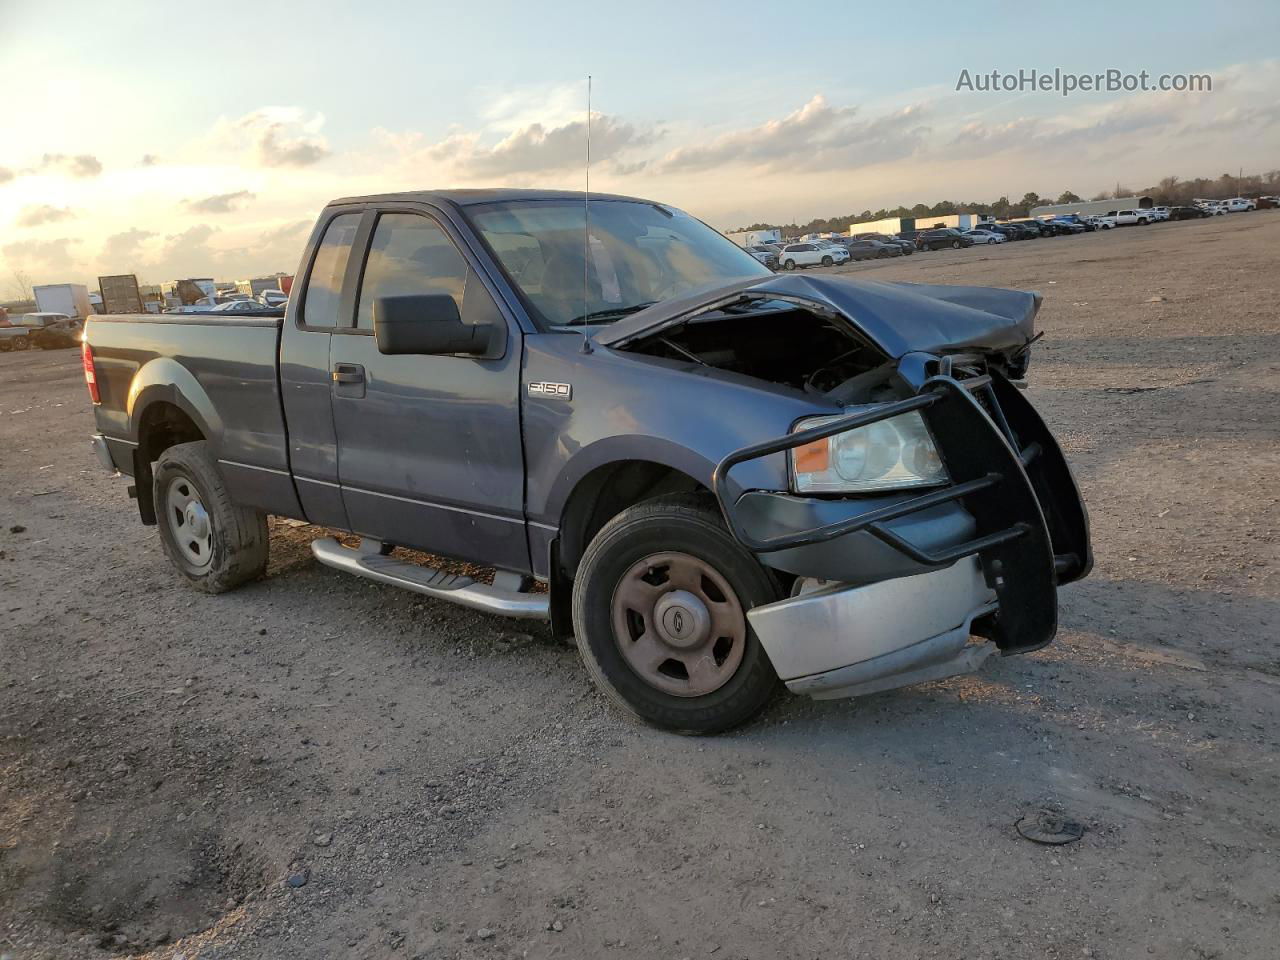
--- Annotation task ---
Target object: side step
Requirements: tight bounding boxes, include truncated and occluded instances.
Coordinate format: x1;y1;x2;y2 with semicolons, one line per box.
310;537;549;620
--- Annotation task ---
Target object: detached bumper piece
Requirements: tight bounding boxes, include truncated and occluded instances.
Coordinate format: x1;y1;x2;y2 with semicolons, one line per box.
747;557;997;699
714;374;1068;699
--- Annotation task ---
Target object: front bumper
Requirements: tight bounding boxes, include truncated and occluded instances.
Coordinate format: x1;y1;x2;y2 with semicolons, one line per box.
747;556;996;698
713;370;1091;699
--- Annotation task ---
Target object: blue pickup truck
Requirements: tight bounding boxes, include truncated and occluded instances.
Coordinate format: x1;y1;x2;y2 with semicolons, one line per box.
83;189;1090;733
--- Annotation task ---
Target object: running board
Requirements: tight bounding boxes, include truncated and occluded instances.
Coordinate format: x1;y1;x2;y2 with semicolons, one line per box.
310;537;549;620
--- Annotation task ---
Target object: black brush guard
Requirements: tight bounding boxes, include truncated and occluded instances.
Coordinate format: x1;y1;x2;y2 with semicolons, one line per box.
712;374;1089;655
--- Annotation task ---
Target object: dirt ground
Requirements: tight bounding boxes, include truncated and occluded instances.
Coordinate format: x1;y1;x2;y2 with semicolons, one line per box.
2;213;1278;960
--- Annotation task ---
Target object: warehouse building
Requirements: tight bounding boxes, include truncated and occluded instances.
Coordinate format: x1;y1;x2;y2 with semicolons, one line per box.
1030;196;1153;218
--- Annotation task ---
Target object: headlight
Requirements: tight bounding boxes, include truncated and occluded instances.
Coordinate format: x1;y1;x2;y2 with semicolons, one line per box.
790;410;948;493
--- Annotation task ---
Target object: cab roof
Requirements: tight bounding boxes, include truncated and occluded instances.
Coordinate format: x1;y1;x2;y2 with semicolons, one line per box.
328;188;658;208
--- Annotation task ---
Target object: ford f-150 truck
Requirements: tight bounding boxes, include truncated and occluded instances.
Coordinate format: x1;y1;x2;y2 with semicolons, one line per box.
84;189;1091;733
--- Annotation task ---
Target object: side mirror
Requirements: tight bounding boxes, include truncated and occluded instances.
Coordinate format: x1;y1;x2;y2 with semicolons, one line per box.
373;294;495;356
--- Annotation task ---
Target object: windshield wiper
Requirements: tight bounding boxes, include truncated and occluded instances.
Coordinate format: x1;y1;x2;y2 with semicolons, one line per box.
563;301;658;326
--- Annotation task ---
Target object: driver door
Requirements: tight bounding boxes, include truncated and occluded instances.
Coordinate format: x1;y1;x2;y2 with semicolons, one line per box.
328;208;529;572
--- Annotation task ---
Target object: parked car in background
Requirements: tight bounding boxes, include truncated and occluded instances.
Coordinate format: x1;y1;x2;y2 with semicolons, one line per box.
852;233;914;255
778;242;848;269
0;311;34;351
842;239;902;260
964;229;1006;245
1196;201;1227;215
1038;220;1075;236
1051;215;1095;232
1112;210;1151;226
745;245;780;269
14;312;83;349
1047;219;1086;234
260;289;290;307
1085;215;1117;230
1003;221;1046;238
916;228;975;250
1148;206;1170;221
1167;205;1211;220
985;224;1024;241
1225;197;1256;212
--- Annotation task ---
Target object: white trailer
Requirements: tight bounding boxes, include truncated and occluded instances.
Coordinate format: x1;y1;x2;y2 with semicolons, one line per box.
33;283;92;320
725;229;782;248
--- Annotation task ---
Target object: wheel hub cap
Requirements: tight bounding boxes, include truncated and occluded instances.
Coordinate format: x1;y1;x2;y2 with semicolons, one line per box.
165;476;213;570
654;590;710;649
610;552;747;698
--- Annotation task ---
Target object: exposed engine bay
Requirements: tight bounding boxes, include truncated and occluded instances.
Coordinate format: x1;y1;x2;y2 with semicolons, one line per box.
626;303;895;401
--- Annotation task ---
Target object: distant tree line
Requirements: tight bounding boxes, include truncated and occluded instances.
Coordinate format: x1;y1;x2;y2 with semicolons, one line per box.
731;168;1280;236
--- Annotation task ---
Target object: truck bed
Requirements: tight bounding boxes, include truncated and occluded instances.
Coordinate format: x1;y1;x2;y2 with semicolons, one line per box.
88;314;301;518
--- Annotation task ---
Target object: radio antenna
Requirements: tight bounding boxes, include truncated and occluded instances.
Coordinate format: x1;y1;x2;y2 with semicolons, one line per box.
583;74;592;328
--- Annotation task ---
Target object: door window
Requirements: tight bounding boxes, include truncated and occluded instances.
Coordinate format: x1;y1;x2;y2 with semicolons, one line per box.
300;213;361;328
356;214;469;329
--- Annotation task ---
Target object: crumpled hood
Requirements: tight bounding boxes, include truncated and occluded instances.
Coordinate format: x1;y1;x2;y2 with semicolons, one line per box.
592;274;1041;359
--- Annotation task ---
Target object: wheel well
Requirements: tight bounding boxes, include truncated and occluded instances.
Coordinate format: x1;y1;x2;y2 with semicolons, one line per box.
133;402;205;524
557;461;707;579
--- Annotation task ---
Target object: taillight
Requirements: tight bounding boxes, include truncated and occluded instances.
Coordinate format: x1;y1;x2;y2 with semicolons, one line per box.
82;339;100;404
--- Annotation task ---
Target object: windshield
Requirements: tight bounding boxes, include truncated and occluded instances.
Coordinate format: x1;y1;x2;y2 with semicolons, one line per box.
468;199;770;327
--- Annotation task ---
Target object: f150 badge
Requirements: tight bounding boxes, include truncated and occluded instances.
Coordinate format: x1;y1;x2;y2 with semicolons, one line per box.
528;381;572;400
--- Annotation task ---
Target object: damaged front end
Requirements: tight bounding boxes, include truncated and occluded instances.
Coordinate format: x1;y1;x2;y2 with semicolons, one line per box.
597;274;1092;700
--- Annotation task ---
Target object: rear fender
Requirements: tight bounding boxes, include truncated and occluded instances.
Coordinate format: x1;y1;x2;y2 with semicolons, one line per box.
127;357;223;455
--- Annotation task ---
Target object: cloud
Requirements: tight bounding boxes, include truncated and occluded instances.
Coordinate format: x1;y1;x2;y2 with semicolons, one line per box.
140;154;159;166
101;228;157;264
260;219;311;244
17;204;75;227
227;108;331;167
185;190;256;214
0;166;13;185
380;111;658;180
659;95;930;174
39;153;103;177
2;237;82;273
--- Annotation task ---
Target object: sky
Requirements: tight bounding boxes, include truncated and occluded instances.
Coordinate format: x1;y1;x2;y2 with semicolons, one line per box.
3;0;1279;289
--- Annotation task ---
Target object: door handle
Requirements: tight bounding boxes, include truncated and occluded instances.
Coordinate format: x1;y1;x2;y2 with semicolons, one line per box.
332;363;364;384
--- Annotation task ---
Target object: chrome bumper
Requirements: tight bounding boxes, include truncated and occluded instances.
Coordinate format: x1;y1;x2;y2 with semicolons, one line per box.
90;434;117;473
746;557;997;700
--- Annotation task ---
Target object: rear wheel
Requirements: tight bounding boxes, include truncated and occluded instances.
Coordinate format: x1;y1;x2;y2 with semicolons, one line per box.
571;495;783;734
13;336;29;351
153;440;268;593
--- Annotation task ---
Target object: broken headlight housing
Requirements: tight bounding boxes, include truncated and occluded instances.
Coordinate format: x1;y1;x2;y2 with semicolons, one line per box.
790;410;949;494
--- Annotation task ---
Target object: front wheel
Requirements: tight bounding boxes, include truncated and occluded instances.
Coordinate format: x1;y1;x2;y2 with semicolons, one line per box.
783;259;795;270
951;240;961;249
571;495;783;734
821;255;833;267
153;440;269;593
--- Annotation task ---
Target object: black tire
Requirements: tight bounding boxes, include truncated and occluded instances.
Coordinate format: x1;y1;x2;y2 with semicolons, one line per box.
571;494;783;734
13;336;29;351
782;259;795;270
152;440;268;593
951;240;961;249
821;255;833;267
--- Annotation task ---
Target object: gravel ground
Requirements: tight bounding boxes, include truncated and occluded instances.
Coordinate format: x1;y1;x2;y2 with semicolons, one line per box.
2;213;1278;960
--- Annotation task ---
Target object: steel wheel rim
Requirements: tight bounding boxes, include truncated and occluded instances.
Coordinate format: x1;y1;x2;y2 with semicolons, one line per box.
610;552;747;698
165;475;213;570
